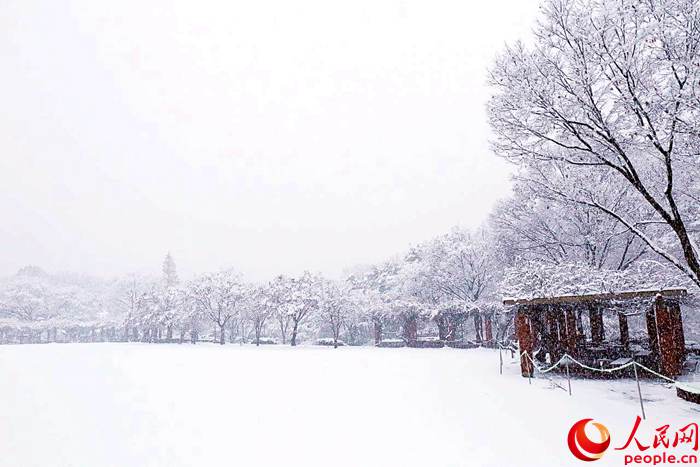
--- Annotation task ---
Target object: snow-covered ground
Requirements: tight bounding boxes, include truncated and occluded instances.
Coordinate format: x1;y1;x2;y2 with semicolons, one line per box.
1;344;698;467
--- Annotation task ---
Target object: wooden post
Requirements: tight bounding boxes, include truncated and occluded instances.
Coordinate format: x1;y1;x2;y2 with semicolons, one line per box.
633;363;646;420
618;313;630;350
670;300;685;365
564;307;577;356
589;304;604;344
646;305;659;354
499;346;503;375
515;307;534;378
545;306;558;360
654;295;685;378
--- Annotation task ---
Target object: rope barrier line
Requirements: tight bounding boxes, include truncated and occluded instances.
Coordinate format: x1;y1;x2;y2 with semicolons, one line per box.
497;343;569;393
496;342;688;419
505;346;678;384
630;362;678;384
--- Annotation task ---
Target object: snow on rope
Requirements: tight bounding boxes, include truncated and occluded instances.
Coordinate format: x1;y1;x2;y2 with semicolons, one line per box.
497;343;677;384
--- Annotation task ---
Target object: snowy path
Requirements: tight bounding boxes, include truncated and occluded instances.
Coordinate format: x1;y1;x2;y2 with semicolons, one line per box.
0;344;698;467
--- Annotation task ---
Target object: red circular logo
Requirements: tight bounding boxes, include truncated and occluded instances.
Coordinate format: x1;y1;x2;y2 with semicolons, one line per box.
567;418;611;462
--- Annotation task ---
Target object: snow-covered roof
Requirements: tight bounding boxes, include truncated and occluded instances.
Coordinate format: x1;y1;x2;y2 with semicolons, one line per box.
503;288;687;306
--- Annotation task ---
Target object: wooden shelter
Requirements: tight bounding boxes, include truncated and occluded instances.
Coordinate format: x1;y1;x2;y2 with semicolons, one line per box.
504;288;687;379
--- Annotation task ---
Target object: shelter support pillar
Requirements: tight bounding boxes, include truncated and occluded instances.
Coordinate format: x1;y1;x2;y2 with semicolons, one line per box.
515;307;534;377
646;307;659;359
589;304;604;344
654;296;685;378
564;307;577;355
544;306;559;359
618;313;630;350
483;315;493;343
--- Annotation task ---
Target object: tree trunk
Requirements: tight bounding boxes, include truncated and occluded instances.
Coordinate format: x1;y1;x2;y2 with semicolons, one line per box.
166;325;173;342
219;324;225;345
473;314;483;343
484;316;493;342
279;320;287;345
403;316;418;346
333;325;341;349
179;328;185;344
290;320;299;346
437;316;448;341
373;320;382;345
239;322;246;345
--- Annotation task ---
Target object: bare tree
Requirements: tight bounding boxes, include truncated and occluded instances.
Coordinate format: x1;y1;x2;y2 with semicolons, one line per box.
491;174;649;270
288;272;321;346
247;286;274;346
318;281;348;348
190;271;244;345
118;275;148;341
488;0;700;287
269;276;292;344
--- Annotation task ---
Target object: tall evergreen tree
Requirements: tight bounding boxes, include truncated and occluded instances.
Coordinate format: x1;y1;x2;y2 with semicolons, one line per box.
162;252;179;288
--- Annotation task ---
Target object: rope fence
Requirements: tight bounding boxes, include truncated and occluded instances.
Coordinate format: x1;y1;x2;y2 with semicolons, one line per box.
496;343;688;419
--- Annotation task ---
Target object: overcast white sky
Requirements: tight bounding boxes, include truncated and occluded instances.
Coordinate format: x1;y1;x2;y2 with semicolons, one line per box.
1;0;540;280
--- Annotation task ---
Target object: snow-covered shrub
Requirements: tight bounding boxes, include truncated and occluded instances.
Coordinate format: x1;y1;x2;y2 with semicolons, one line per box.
315;338;345;347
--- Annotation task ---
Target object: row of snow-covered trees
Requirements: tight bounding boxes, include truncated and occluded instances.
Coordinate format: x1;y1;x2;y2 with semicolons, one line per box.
120;266;370;348
0;256;376;347
0;234;507;347
2;0;699;346
0;212;695;348
0;219;694;348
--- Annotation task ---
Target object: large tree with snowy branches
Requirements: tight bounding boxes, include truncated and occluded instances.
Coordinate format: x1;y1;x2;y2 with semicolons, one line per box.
488;0;700;287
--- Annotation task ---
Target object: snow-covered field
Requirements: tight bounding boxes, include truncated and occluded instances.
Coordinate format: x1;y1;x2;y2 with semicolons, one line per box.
1;344;698;467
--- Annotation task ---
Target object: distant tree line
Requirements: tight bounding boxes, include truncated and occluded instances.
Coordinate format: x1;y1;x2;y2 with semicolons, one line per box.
2;0;699;347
